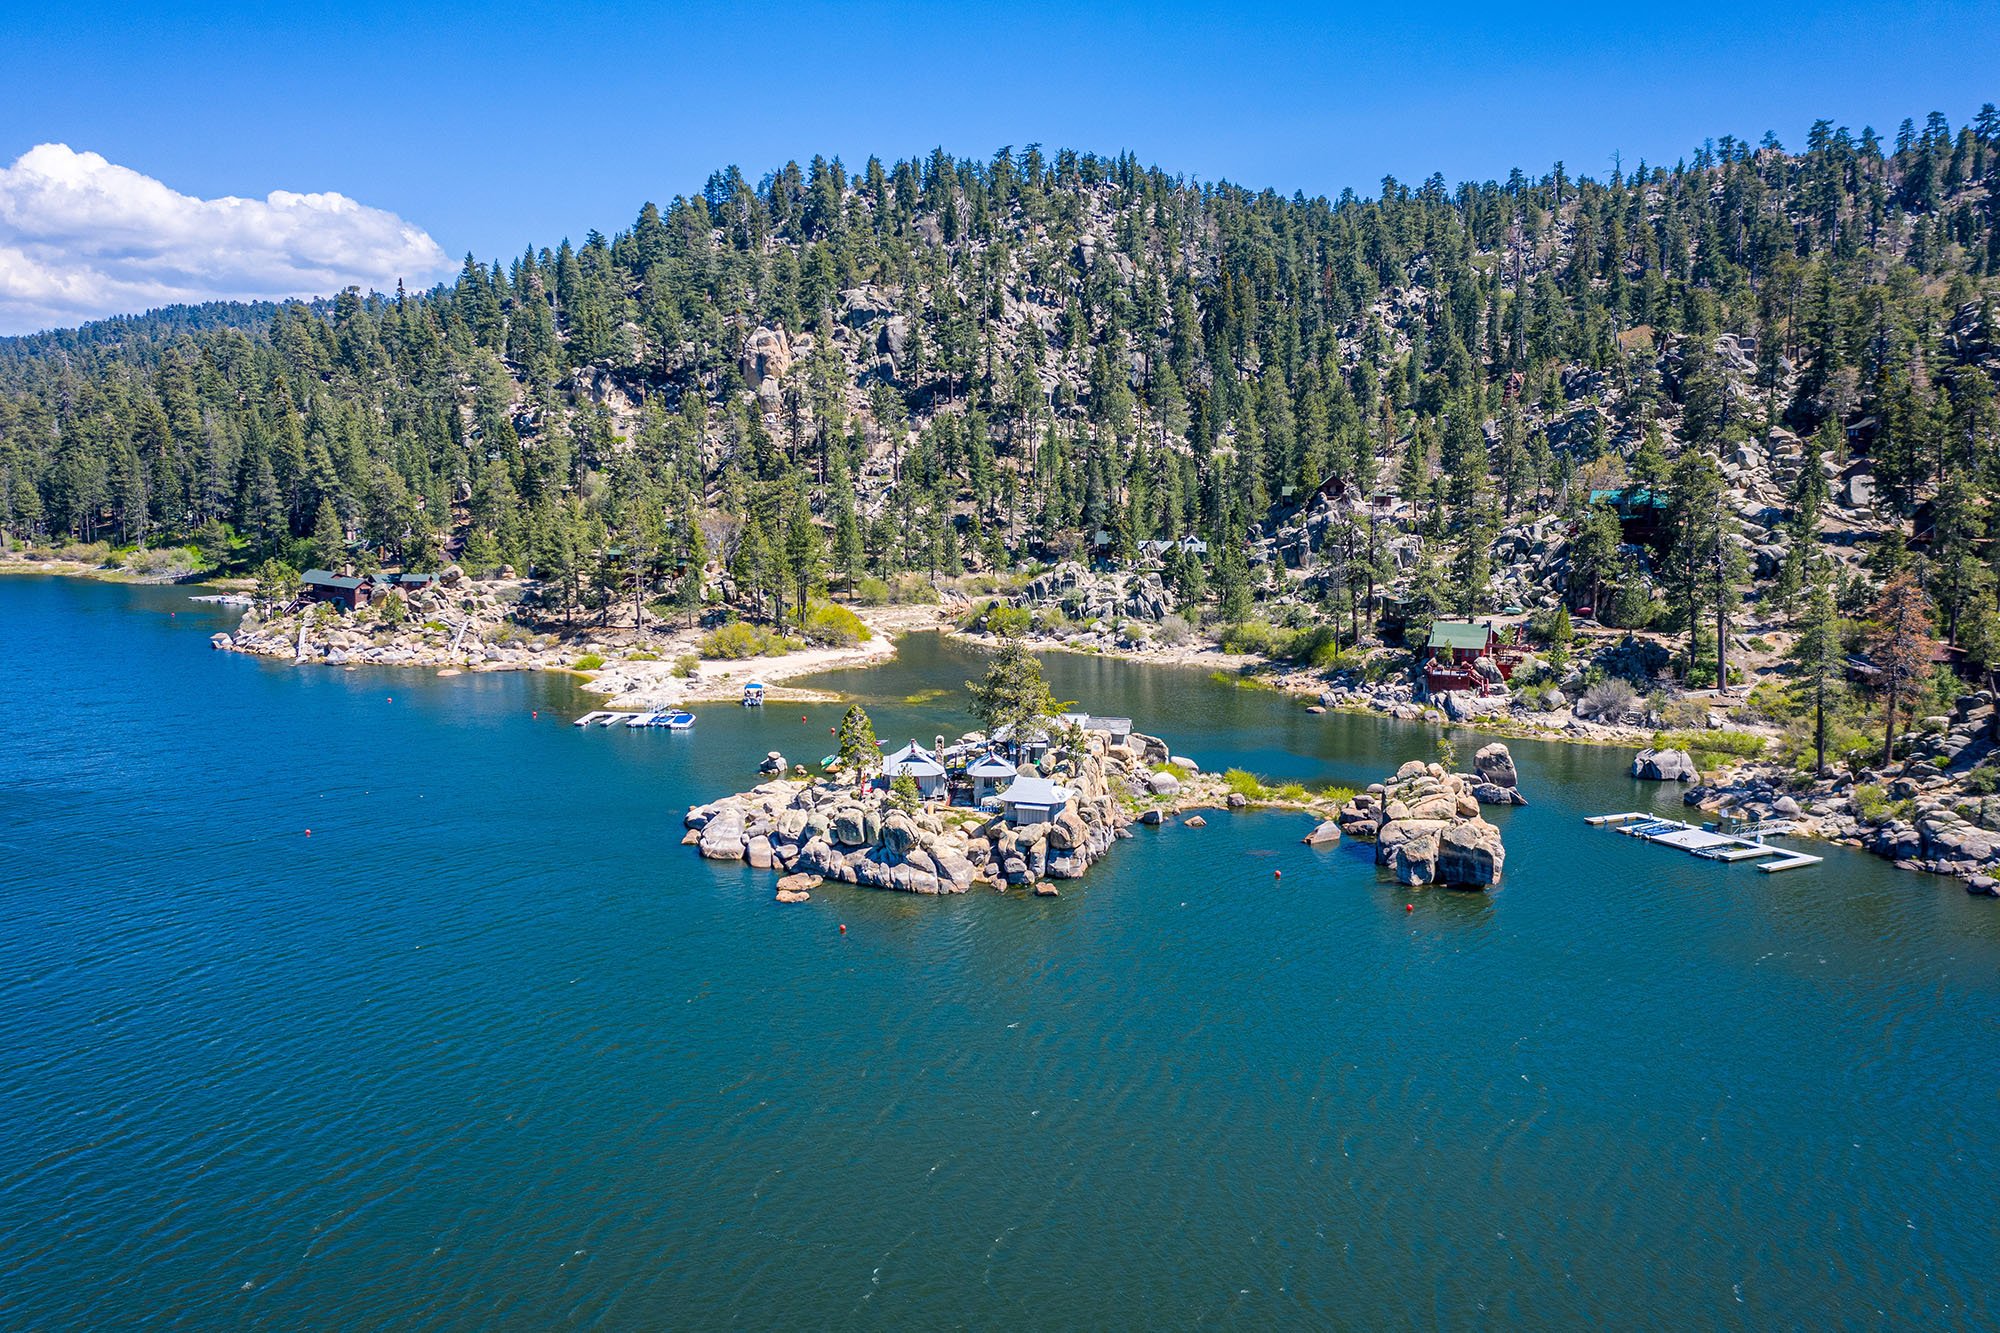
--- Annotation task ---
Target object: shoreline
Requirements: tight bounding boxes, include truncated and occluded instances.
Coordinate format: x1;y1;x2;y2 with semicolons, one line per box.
1;554;1710;754
25;556;1987;893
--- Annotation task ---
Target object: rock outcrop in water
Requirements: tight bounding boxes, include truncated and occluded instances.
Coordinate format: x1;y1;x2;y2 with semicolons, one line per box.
1335;759;1507;888
1471;741;1527;806
682;728;1178;893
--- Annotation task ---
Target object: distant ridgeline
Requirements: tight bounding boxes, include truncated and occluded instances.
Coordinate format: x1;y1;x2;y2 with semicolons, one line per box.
2;110;1998;647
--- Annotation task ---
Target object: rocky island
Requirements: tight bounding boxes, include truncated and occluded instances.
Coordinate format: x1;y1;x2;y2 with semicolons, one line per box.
1332;745;1519;888
683;719;1155;897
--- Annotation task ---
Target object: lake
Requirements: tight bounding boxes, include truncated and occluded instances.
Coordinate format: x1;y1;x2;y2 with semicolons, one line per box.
3;575;1998;1329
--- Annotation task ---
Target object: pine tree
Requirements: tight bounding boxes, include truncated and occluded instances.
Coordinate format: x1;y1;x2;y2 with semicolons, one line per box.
783;492;825;627
836;703;880;775
1866;570;1939;765
1788;568;1843;776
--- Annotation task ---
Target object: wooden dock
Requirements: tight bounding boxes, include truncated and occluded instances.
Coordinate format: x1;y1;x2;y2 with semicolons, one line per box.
1587;812;1822;873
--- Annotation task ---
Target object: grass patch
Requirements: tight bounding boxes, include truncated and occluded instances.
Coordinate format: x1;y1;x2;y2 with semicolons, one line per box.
1210;670;1279;692
1221;768;1353;805
573;652;606;671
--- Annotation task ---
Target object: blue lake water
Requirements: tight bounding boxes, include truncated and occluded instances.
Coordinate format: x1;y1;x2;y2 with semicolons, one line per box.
3;574;1999;1328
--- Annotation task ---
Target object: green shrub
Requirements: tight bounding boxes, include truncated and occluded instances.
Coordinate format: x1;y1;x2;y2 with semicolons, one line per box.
1851;784;1888;822
697;623;800;659
626;649;661;661
1220;621;1280;656
60;541;112;565
671;652;698;678
1274;624;1341;666
1033;606;1076;634
1654;728;1765;760
574;652;605;671
983;604;1032;638
1963;765;2000;796
888;573;940;605
803;601;872;646
854;576;891;605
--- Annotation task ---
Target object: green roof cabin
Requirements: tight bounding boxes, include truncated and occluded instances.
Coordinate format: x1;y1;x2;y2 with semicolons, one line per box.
1426;620;1499;662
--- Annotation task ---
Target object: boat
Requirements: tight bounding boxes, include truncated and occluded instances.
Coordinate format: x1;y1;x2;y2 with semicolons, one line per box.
741;681;766;707
662;710;696;730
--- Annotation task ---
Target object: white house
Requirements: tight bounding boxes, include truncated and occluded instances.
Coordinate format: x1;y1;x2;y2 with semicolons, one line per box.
999;775;1071;825
966;751;1019;805
880;740;948;799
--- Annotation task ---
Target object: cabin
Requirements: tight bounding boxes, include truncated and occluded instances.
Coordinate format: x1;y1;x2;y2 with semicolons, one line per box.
391;571;439;595
1136;536;1209;564
991;721;1052;763
880;740;948;799
999;775;1071;826
966;751;1019;806
1588;487;1671;546
1059;711;1133;746
741;681;766;707
1428;620;1501;665
300;569;370;611
1423;620;1524;697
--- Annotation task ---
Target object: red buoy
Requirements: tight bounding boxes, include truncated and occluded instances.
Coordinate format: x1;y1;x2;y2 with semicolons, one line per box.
839;924;847;935
1274;870;1282;880
1405;903;1414;913
304;829;312;837
801;714;808;723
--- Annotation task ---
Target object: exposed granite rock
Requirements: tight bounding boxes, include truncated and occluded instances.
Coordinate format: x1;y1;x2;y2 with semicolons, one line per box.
682;729;1154;895
1336;761;1506;888
1473;742;1519;790
1632;747;1697;782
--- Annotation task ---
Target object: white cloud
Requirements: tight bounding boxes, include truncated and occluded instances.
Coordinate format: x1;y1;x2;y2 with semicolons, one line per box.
0;144;452;335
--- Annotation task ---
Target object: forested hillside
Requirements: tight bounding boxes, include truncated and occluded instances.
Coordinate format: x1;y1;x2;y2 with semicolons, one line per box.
5;109;2000;691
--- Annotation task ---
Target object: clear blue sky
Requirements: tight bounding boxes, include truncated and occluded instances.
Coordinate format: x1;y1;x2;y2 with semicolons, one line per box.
5;0;1999;262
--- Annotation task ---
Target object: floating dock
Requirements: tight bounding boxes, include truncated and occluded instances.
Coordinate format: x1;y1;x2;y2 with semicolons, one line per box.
574;709;695;730
1587;812;1822;873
